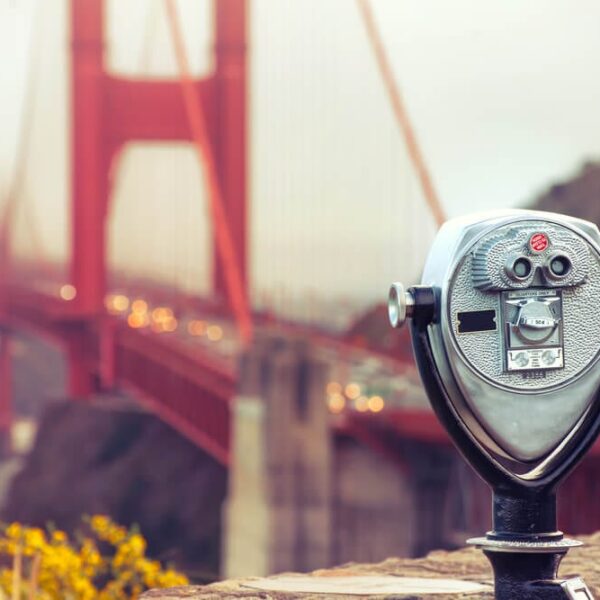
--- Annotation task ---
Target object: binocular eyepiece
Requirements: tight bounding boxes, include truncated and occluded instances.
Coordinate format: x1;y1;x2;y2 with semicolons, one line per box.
388;210;600;599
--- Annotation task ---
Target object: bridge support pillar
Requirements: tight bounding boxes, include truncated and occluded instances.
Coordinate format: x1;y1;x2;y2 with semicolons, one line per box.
223;334;333;577
66;324;96;399
69;0;108;399
71;0;108;317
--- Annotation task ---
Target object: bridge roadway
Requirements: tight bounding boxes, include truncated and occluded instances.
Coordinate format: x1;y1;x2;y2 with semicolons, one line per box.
0;264;453;467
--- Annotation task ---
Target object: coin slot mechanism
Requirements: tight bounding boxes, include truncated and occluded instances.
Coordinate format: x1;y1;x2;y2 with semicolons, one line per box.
501;289;564;372
457;310;497;334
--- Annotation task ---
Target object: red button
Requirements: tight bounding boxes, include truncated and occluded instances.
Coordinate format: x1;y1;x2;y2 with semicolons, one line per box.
529;232;549;252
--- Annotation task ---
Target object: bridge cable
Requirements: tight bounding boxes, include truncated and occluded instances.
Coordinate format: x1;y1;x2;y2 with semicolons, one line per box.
163;0;253;344
356;0;446;228
138;0;160;74
1;0;48;276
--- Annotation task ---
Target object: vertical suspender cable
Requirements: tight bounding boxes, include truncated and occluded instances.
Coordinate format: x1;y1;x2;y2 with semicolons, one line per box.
1;0;47;273
138;0;160;74
163;0;253;344
356;0;446;228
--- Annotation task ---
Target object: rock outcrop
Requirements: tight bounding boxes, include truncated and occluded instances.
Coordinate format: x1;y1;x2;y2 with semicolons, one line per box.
3;400;226;579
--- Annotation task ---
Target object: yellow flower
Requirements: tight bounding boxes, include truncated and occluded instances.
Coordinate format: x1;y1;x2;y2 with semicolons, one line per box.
0;516;189;599
5;523;22;540
51;530;67;544
90;515;110;534
128;534;146;557
24;527;46;551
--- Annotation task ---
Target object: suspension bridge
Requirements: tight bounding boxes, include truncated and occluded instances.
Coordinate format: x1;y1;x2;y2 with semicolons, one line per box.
0;0;599;560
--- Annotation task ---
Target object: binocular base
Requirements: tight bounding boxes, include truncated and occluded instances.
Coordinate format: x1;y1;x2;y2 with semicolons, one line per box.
468;537;594;599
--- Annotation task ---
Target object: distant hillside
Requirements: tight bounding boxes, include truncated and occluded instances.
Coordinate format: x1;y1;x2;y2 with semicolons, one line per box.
531;161;600;224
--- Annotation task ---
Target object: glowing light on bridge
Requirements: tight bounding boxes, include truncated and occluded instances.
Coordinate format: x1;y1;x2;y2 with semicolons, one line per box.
114;295;130;311
59;284;77;301
188;320;207;336
162;317;178;333
345;382;361;400
131;299;148;314
149;307;177;333
127;299;151;328
326;381;342;395
206;325;223;341
368;395;385;413
152;307;172;321
327;392;346;414
127;312;149;329
105;294;130;314
354;395;369;412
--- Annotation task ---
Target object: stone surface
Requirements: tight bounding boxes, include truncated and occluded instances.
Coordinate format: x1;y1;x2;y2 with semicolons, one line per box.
142;531;600;599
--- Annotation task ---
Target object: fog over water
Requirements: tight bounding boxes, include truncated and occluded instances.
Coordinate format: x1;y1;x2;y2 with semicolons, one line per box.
2;0;600;312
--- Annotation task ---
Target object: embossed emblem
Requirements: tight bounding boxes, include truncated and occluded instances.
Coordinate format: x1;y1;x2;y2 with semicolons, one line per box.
530;232;549;252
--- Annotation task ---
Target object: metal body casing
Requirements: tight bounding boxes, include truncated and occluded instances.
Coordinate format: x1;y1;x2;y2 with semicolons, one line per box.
421;210;600;466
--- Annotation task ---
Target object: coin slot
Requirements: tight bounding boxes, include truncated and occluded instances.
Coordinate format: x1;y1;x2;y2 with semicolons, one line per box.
457;310;497;333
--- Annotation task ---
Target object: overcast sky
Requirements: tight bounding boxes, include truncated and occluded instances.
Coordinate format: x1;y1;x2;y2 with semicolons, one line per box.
1;0;599;310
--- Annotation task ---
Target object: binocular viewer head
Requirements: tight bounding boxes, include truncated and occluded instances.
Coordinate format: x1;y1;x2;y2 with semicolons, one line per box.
390;210;600;485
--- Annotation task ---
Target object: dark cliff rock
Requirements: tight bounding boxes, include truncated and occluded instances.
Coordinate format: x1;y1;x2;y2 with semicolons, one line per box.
2;400;226;580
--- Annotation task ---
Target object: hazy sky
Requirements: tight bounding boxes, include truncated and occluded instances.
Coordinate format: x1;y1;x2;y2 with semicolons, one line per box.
1;0;600;311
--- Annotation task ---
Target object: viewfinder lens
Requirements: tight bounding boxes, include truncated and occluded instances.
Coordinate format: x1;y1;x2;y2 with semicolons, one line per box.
513;257;532;279
550;255;571;277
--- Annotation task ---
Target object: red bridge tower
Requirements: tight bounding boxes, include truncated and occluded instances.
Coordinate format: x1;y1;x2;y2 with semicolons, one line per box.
70;0;248;396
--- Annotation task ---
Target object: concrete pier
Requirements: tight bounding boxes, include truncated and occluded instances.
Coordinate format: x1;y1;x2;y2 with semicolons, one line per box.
222;334;418;579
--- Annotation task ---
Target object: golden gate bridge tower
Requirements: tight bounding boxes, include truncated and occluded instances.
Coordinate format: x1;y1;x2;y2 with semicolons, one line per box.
69;0;249;396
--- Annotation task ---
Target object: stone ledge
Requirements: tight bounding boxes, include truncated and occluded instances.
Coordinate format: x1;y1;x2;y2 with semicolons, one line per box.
142;532;600;599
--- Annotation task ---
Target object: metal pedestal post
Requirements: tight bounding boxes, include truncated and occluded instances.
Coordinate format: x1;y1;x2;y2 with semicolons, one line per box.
480;548;591;599
468;491;594;599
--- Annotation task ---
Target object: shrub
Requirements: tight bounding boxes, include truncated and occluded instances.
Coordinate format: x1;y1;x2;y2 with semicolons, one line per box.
0;515;188;599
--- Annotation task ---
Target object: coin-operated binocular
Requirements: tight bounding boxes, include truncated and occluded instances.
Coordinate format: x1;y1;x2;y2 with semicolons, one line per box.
389;210;600;599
